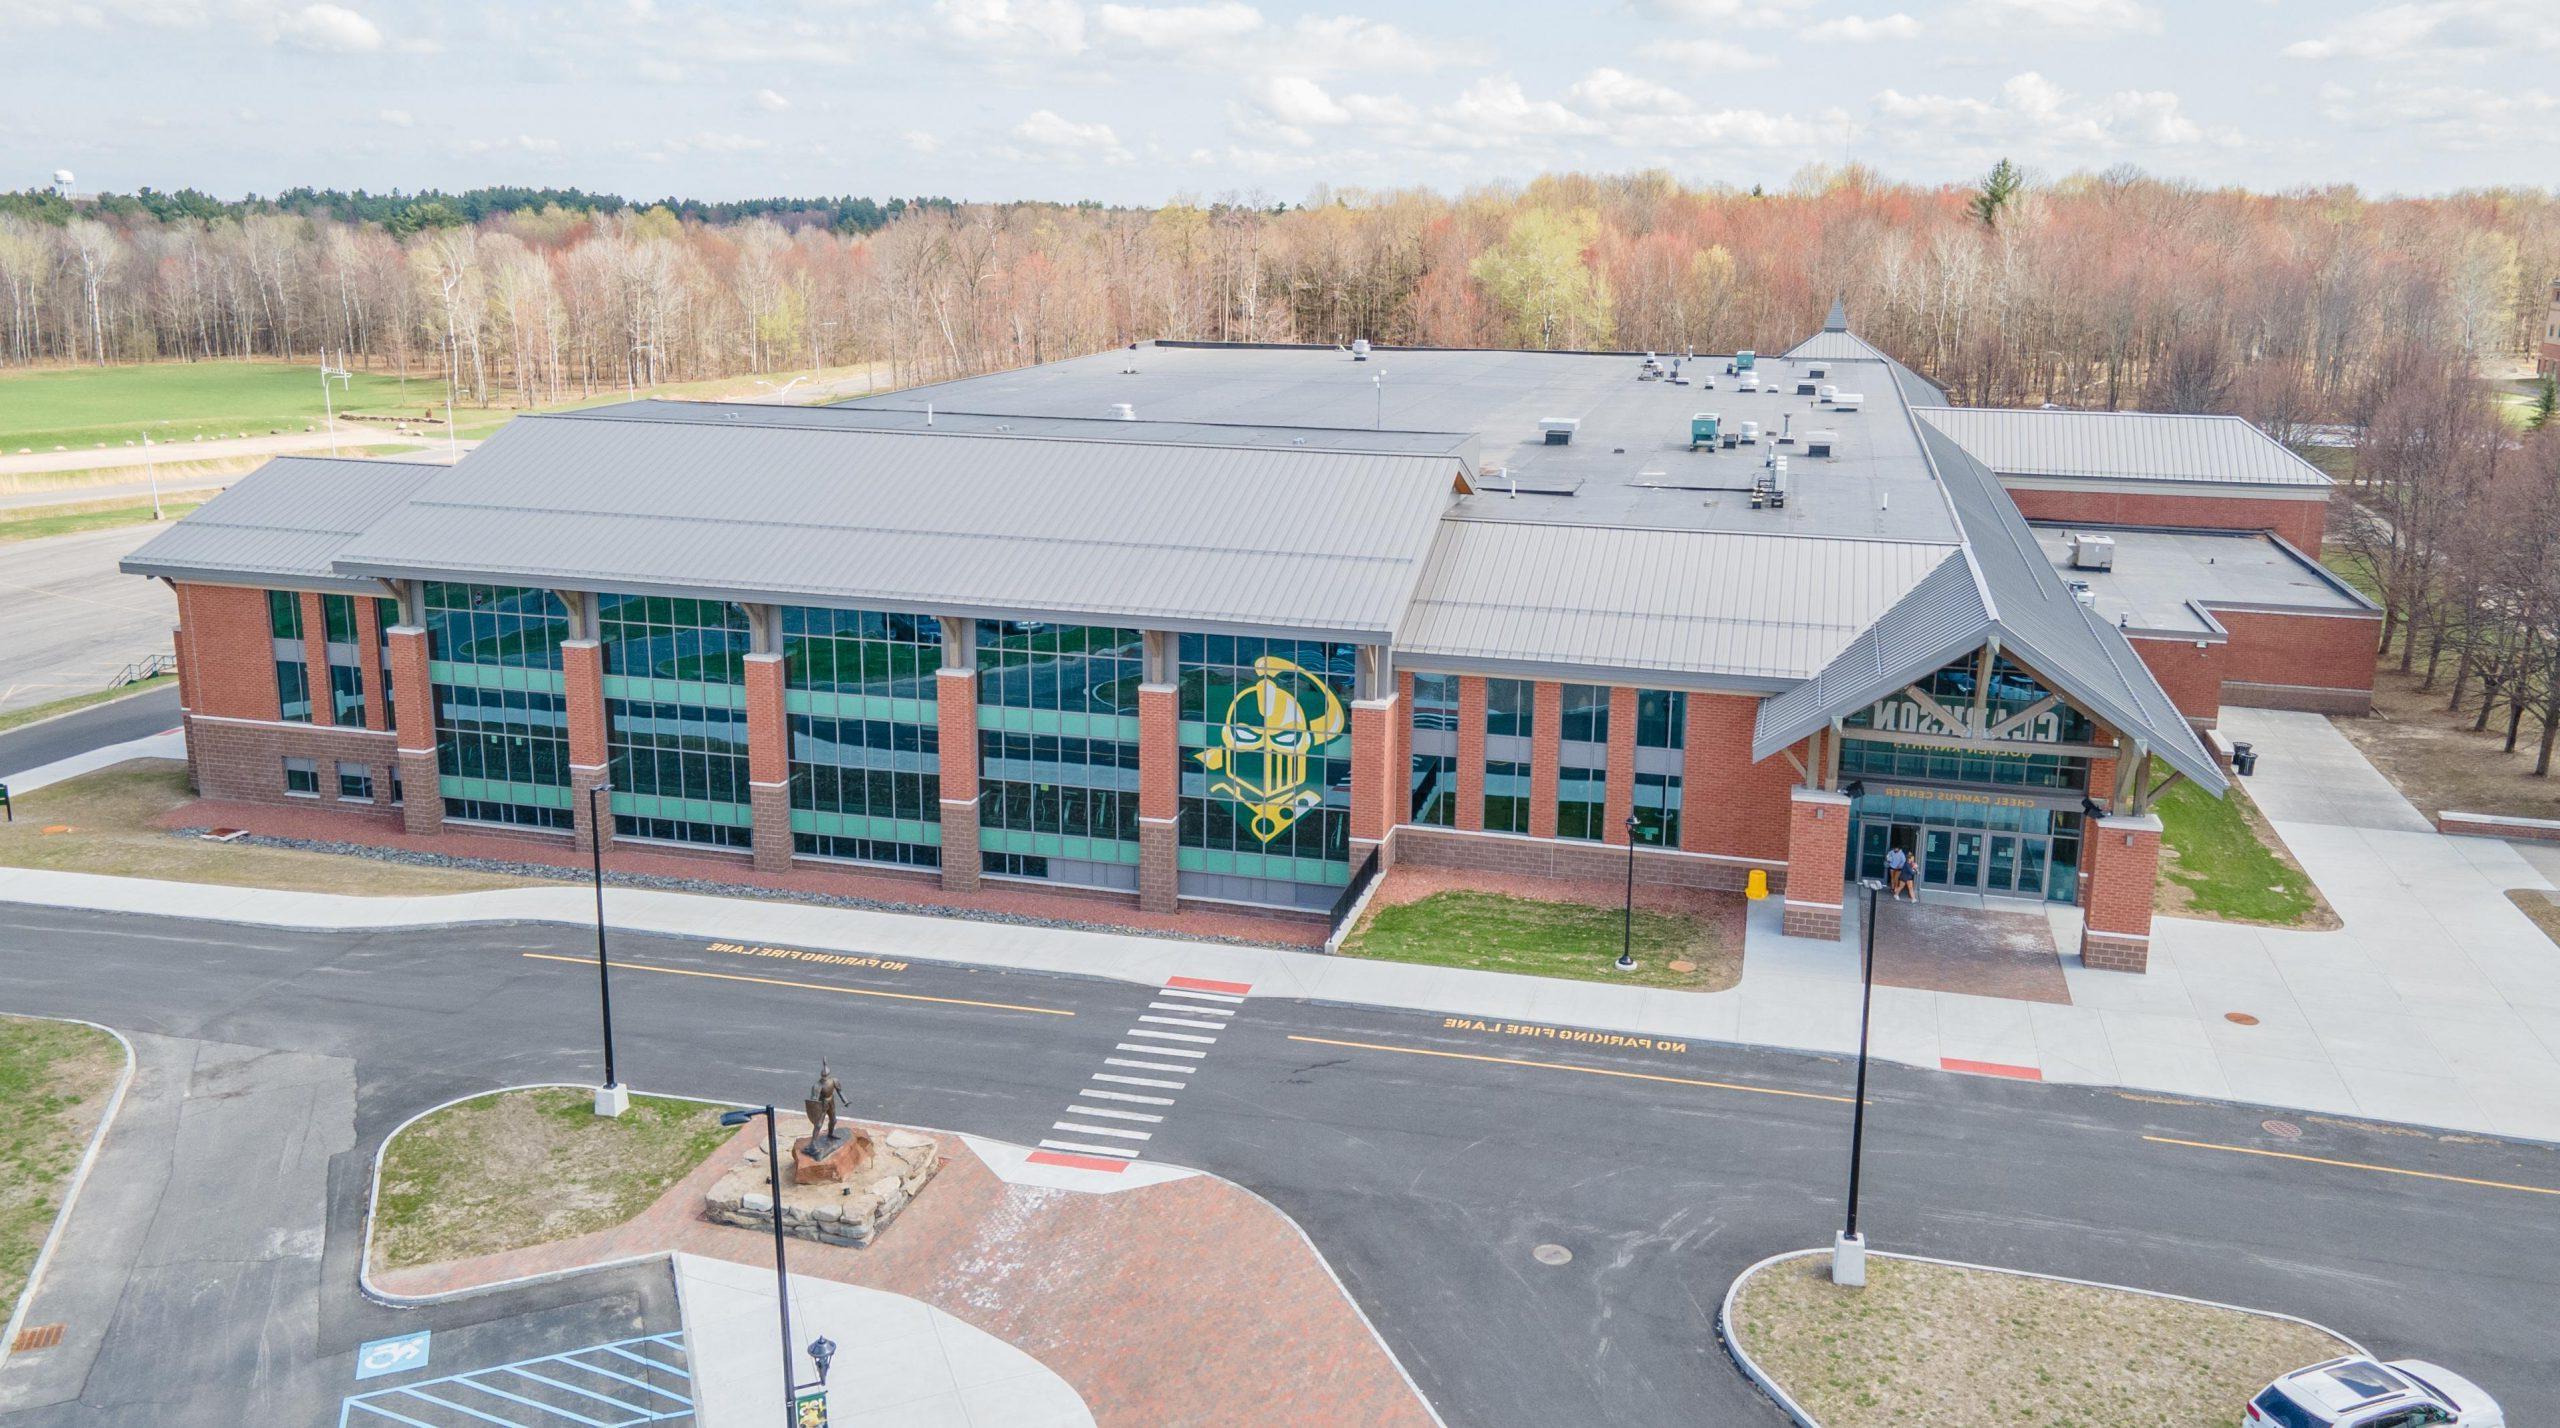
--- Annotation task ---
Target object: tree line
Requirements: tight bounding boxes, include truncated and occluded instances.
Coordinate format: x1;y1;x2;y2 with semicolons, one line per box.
1;166;2553;428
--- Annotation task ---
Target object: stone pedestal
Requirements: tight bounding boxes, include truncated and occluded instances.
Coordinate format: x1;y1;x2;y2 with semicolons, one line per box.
705;1119;939;1249
791;1128;876;1183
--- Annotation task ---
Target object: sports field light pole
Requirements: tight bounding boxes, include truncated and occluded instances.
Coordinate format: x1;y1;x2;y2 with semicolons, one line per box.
1834;872;1887;1287
1617;814;1640;971
588;783;627;1117
717;1106;837;1427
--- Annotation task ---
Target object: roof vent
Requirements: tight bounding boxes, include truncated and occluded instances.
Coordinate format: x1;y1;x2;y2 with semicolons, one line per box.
1540;416;1580;446
1738;373;1761;393
1110;403;1136;421
1351;338;1371;361
1737;420;1760;444
1828;391;1864;411
2069;580;2096;608
1804;429;1838;458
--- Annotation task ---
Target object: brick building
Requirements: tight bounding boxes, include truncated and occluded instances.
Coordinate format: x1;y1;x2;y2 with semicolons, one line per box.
130;305;2359;974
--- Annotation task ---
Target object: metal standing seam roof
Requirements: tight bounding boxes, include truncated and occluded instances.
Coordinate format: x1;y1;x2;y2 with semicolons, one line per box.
1753;420;2227;792
117;456;447;594
1396;520;1959;687
1914;406;2334;489
326;413;1465;640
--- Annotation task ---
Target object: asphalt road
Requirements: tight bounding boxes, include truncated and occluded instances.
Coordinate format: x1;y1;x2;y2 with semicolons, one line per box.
0;526;175;720
0;684;181;781
1;903;2553;1425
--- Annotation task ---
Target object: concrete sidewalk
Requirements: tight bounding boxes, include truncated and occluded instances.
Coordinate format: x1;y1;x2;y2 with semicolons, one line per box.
6;723;2559;1143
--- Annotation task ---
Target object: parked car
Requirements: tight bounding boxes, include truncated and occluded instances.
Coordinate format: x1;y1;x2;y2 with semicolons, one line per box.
2247;1356;2505;1427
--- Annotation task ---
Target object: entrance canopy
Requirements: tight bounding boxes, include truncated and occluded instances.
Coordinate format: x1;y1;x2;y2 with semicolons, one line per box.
1753;425;2227;795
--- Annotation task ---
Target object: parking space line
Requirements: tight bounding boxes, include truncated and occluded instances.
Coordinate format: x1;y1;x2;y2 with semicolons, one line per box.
520;952;1070;1017
341;1331;692;1426
2142;1136;2560;1197
1285;1034;1855;1104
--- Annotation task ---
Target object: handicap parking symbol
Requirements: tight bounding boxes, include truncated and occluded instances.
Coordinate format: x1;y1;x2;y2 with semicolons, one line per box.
354;1331;431;1381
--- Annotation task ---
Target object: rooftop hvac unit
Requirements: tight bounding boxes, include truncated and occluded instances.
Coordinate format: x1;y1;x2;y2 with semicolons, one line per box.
2069;581;2096;608
1738;419;1760;444
1351;338;1371;361
1738;373;1761;393
1808;365;1827;379
1735;350;1757;371
1110;402;1137;421
1804;429;1838;458
2069;533;2117;571
1796;380;1818;396
1689;413;1721;450
1818;384;1838;403
1540;416;1580;445
1829;391;1864;411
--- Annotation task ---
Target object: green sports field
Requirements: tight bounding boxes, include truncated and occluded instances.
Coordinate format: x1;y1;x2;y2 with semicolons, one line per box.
0;361;450;453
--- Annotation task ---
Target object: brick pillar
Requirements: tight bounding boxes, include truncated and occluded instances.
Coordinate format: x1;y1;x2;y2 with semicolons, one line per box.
1783;786;1851;940
1138;682;1180;914
1456;675;1487;832
1348;692;1399;872
1528;681;1562;838
745;652;792;874
1604;686;1637;846
355;592;390;736
935;667;982;893
562;639;611;852
299;590;333;728
388;626;441;836
2079;814;2161;973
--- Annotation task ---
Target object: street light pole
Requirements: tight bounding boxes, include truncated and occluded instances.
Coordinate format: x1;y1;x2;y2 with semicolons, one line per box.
142;434;161;520
717;1105;837;1427
590;782;625;1117
1834;875;1886;1286
1617;813;1640;971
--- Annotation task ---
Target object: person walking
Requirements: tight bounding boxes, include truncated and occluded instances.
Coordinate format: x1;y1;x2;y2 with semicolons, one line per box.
1883;843;1911;901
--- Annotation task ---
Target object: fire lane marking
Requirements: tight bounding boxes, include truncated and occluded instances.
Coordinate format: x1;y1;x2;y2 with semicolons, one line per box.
518;952;1072;1017
2142;1136;2560;1197
1285;1034;1854;1104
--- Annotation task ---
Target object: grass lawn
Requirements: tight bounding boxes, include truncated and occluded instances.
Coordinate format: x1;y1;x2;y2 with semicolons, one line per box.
2318;546;2381;602
0;360;443;452
1730;1253;2349;1428
1340;886;1745;991
0;500;205;545
0;761;554;895
0;1016;124;1322
0;674;174;736
372;1087;736;1271
2154;779;2334;928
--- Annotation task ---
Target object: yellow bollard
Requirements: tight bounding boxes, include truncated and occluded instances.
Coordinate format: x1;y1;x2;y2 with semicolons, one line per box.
1745;867;1769;901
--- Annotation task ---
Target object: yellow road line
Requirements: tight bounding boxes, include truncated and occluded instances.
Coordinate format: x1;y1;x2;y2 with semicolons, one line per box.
520;952;1073;1017
1286;1033;1853;1104
2143;1136;2560;1198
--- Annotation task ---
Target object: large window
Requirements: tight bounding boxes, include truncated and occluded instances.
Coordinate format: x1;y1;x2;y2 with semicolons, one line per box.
313;594;368;727
1557;683;1609;841
1178;635;1356;909
976;621;1143;889
784;606;945;870
600;594;751;849
1409;672;1459;827
268;590;311;723
1486;678;1533;738
428;585;572;830
1485;759;1532;834
1634;689;1685;848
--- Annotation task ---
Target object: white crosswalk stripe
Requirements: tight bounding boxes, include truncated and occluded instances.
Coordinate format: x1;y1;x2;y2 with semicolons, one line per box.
1093;1072;1187;1088
1066;1104;1165;1122
1052;1120;1152;1140
1025;977;1251;1171
1149;1001;1235;1016
1116;1042;1205;1058
1081;1087;1176;1104
1039;1137;1139;1158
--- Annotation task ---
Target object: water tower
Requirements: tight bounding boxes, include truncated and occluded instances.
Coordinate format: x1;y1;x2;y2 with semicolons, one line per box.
51;169;74;196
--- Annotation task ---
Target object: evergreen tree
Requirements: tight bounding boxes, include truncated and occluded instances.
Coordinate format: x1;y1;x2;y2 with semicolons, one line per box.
1970;158;2023;228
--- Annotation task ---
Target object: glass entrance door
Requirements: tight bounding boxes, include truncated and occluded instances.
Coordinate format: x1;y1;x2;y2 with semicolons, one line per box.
1985;835;2017;894
1951;831;1983;886
1922;828;1953;887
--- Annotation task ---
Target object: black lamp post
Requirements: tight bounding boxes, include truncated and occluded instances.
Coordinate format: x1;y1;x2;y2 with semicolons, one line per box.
589;783;623;1114
1617;813;1641;971
718;1105;837;1425
1834;874;1886;1286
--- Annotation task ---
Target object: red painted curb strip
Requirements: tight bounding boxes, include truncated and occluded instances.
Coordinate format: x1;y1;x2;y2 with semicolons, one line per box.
1026;1149;1131;1173
1941;1057;2043;1081
1166;975;1253;995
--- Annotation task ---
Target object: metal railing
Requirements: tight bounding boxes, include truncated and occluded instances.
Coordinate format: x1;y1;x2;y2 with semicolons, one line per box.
107;652;177;689
1326;844;1383;941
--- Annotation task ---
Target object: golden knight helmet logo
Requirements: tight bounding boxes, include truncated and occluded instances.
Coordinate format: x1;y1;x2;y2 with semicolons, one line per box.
1195;655;1347;844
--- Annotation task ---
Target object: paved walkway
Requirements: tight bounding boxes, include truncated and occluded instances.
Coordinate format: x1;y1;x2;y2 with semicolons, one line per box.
0;427;434;479
6;724;2559;1144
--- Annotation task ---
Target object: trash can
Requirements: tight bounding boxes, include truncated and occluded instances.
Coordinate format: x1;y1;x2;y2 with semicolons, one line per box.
2231;741;2257;776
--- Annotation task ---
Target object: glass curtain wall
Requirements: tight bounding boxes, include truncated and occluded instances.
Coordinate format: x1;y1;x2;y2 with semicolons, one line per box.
1408;672;1459;826
599;593;753;848
268;590;311;722
1557;683;1609;840
1483;677;1532;834
784;607;944;869
976;621;1143;890
320;594;367;727
426;583;573;830
1633;689;1685;847
1177;635;1356;909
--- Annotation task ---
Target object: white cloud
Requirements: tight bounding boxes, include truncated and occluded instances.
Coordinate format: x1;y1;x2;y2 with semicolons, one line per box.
1278;14;1476;73
1639;0;1815;28
276;2;382;52
753;87;789;111
1566;68;1692;116
1252;74;1350;126
1654;37;1777;70
1801;12;1920;42
1872;71;2234;157
937;0;1086;53
1950;0;2161;36
2316;78;2560;147
1091;1;1260;49
902;129;941;155
2284;1;2560;61
1010;108;1131;161
459;134;562;155
376;107;412;127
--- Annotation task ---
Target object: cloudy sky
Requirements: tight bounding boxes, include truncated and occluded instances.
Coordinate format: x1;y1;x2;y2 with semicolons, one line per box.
2;0;2552;204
